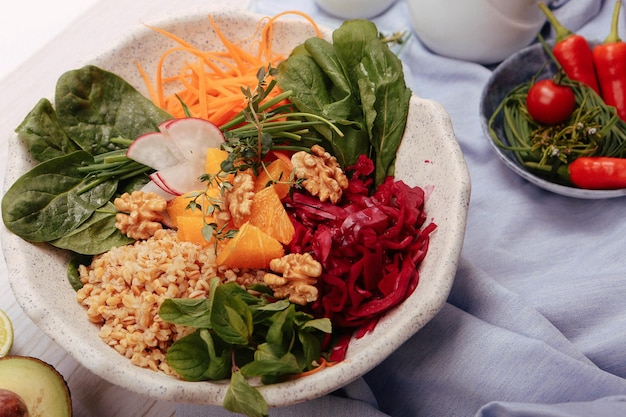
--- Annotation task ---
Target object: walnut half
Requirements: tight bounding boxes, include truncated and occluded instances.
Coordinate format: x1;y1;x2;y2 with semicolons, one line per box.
291;145;349;204
218;172;255;228
264;253;322;305
114;191;167;240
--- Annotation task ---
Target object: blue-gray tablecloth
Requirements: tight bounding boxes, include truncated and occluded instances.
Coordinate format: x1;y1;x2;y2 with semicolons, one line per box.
178;1;626;415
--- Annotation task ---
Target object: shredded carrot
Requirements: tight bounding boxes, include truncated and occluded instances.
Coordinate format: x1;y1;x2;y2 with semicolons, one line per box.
286;357;338;380
135;11;323;127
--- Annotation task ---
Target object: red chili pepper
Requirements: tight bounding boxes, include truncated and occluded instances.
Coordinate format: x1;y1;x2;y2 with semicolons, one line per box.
539;2;601;95
566;157;626;189
593;0;626;121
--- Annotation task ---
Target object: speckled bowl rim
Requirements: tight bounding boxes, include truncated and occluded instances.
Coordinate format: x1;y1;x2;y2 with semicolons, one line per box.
2;6;471;407
480;41;626;199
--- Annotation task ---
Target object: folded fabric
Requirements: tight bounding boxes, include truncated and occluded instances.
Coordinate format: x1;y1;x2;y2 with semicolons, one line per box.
476;396;626;417
177;0;626;416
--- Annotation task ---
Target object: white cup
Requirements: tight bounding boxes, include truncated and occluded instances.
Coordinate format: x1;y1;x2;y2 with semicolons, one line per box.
408;0;548;64
315;0;398;19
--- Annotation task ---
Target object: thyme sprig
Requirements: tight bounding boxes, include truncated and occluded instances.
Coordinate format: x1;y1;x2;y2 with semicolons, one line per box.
379;30;411;55
219;65;342;176
186;64;341;245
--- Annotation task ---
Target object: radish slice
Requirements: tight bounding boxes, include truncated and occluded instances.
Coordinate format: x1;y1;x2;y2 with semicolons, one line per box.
149;172;181;196
141;180;178;201
153;158;206;195
160;117;225;162
127;130;182;170
129;117;225;197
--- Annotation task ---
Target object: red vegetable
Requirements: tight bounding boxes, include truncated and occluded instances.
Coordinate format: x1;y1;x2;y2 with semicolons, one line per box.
526;79;576;125
593;0;626;121
539;2;601;95
567;156;626;189
284;155;436;361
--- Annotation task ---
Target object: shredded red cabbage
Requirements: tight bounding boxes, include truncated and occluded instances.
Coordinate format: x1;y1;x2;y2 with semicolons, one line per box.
283;155;436;361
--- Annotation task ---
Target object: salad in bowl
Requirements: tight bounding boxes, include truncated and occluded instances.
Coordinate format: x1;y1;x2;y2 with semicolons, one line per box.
1;7;470;416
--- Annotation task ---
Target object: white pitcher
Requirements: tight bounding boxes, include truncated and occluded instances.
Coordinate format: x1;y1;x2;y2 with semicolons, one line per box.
407;0;549;64
315;0;398;19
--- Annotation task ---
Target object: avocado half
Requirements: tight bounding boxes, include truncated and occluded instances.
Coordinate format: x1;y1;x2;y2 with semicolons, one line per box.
0;356;72;416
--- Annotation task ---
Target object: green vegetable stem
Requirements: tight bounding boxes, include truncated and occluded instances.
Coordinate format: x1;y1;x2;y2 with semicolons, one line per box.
488;62;626;187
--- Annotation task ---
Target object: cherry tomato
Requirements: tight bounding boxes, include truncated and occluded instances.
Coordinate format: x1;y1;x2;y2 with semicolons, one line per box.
526;79;576;125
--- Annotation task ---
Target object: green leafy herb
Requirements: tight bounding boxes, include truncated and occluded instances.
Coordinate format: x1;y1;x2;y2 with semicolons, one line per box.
66;254;92;291
166;329;231;381
2;151;118;242
219;65;340;177
160;298;214;328
276;19;411;185
55;65;171;155
15;98;79;162
211;284;254;346
2;65;172;255
224;370;269;417
160;281;331;417
50;201;134;254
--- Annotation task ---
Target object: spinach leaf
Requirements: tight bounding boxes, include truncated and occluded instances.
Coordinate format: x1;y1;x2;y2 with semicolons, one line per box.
55;65;171;155
15;98;79;162
50;202;134;254
277;45;370;168
277;19;411;185
303;37;359;121
4;64;172;255
2;151;117;242
66;254;92;291
331;19;380;95
357;37;412;184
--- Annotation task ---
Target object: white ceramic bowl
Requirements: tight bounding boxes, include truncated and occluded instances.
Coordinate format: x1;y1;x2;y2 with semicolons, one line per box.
2;7;471;407
480;41;626;199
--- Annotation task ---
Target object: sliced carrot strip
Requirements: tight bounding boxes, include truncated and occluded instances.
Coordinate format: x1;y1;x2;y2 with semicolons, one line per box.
138;11;322;125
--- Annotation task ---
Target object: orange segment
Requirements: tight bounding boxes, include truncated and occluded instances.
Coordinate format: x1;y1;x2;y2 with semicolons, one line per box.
176;215;215;246
216;222;285;269
166;188;221;227
249;185;295;245
167;190;203;228
206;148;234;185
254;158;294;200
